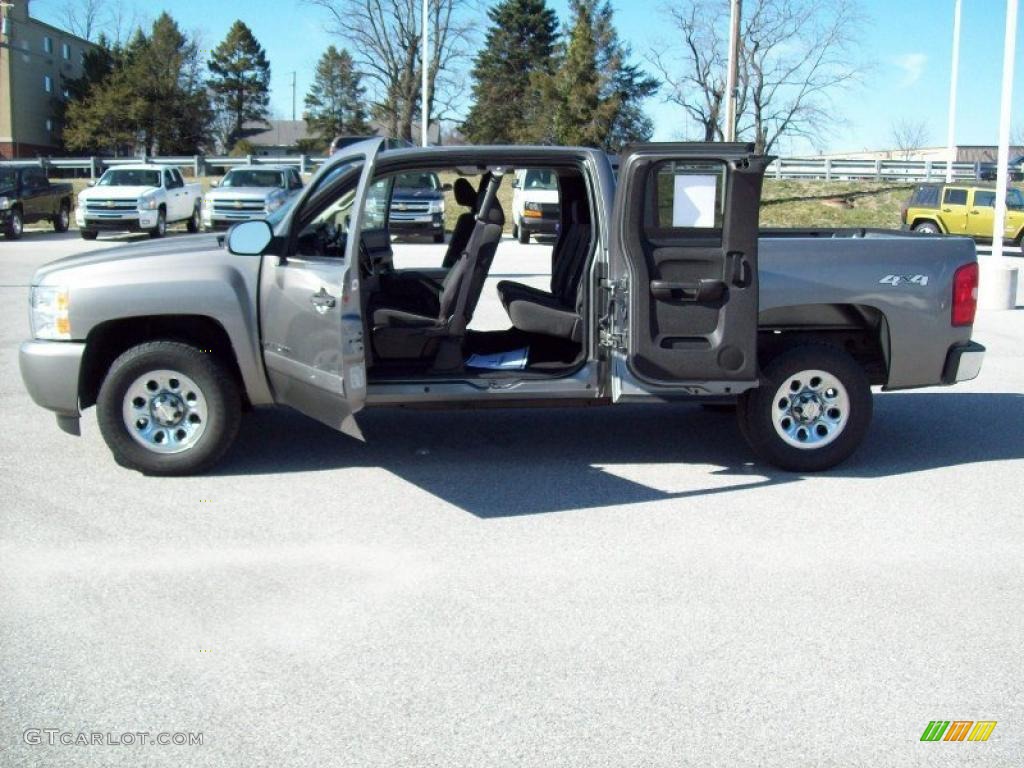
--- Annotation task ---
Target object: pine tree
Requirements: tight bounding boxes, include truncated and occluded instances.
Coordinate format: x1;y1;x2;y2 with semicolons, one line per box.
207;20;271;150
585;0;658;150
64;14;212;155
303;46;370;148
462;0;559;144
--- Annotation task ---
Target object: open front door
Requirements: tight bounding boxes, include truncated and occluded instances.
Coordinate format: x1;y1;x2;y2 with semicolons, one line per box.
608;143;767;400
258;141;381;432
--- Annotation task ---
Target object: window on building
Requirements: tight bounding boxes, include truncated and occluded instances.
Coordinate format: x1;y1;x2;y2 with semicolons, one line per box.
44;37;53;54
62;43;71;60
43;75;53;93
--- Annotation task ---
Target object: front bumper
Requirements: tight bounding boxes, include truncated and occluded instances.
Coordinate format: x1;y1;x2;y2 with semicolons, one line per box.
78;212;159;232
19;340;86;434
520;216;559;235
202;212;267;230
942;341;985;384
389;214;443;233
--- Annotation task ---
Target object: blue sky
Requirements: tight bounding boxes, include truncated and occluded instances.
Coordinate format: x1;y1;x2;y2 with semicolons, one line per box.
31;0;1024;154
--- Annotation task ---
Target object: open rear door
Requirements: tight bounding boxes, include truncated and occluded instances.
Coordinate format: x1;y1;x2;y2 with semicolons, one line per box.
607;143;768;400
259;140;382;432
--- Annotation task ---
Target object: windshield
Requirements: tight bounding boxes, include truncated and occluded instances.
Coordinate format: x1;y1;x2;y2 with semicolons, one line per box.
393;172;439;191
221;170;285;188
98;169;160;187
522;169;558;190
0;168;14;188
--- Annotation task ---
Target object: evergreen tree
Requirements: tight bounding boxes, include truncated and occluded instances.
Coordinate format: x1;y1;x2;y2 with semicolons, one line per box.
64;14;212;155
207;20;272;150
461;0;559;144
585;0;659;150
303;46;370;147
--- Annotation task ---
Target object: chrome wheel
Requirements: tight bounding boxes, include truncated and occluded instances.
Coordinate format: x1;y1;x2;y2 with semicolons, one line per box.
11;209;23;236
772;369;850;450
121;369;208;454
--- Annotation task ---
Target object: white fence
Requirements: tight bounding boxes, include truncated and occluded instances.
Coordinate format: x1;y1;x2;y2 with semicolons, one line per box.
0;153;1000;182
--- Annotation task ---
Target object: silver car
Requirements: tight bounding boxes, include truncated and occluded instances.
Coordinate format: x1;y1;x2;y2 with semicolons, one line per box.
201;165;304;231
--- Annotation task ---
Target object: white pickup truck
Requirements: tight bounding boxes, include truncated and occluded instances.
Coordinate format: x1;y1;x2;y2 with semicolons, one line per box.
75;164;202;240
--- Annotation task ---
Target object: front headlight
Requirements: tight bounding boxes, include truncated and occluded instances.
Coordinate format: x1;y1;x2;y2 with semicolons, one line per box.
0;196;11;211
30;286;71;340
138;195;158;211
265;195;285;213
429;199;445;214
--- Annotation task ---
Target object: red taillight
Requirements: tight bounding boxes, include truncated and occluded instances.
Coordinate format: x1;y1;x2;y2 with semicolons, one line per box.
952;262;979;326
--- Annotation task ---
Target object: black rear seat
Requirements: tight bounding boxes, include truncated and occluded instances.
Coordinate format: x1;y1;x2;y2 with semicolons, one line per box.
496;200;591;342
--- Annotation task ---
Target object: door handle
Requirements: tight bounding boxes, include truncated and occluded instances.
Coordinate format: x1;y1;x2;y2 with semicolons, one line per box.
969;210;979;214
310;287;337;312
650;279;725;303
942;208;952;212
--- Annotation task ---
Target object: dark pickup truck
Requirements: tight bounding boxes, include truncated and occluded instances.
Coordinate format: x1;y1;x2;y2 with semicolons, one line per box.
0;165;74;239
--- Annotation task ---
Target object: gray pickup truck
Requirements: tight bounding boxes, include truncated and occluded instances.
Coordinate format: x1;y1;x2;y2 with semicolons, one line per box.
19;140;985;475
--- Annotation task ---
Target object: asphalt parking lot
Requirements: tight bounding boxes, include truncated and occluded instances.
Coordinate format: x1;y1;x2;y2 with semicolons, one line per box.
1;229;1023;767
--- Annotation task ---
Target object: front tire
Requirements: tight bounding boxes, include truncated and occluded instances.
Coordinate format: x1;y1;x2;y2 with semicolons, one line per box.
518;224;530;244
433;230;445;243
912;220;940;235
80;229;98;240
149;208;167;239
53;203;70;232
97;341;241;475
737;344;872;472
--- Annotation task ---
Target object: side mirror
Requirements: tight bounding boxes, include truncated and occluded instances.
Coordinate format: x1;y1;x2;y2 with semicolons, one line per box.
210;179;219;188
227;220;273;255
87;179;96;187
442;182;453;192
511;179;520;189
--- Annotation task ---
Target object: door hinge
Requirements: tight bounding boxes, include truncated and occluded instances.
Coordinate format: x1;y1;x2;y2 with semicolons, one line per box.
599;277;627;350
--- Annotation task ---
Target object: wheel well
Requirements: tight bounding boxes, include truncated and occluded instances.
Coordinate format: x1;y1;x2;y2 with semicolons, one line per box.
758;303;889;385
79;315;248;409
910;216;943;232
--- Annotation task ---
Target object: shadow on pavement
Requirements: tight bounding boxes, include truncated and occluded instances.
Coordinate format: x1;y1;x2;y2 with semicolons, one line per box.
213;392;1024;518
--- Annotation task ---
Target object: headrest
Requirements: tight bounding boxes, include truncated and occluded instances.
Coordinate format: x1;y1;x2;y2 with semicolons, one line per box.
453;177;475;208
480;201;505;228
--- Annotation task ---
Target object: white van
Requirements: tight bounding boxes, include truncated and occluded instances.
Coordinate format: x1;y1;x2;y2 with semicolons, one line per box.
511;168;560;243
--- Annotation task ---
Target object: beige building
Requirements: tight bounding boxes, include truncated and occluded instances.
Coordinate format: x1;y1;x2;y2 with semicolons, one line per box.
0;0;96;158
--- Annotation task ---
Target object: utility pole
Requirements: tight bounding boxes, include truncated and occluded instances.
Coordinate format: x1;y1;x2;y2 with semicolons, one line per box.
945;0;962;182
291;71;297;122
992;0;1019;261
421;0;429;147
724;0;742;142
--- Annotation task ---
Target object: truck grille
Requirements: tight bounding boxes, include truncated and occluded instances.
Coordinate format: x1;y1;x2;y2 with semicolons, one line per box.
212;199;266;215
535;202;560;218
390;201;432;219
86;199;137;213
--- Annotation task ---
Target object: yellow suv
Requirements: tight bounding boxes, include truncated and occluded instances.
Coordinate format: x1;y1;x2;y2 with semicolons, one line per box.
902;183;1024;244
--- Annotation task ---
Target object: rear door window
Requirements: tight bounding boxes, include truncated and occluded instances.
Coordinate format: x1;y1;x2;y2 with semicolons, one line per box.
943;188;968;206
648;161;726;236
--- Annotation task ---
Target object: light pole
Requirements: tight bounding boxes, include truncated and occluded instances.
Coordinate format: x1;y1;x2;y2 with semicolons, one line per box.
421;0;429;147
992;0;1019;261
945;0;962;182
724;0;742;142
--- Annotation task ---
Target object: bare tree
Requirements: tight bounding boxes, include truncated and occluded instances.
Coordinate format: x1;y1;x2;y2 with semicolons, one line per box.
306;0;473;142
61;0;105;40
647;1;729;142
738;0;865;154
891;119;930;160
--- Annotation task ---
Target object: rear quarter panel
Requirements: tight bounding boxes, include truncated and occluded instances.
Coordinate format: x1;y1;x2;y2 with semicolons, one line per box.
758;234;977;389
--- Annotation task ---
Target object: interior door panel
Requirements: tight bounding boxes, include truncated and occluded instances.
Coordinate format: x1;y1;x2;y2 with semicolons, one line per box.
611;144;767;386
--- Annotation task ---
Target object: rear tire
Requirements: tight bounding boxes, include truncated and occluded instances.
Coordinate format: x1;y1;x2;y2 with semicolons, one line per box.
186;205;200;233
97;341;241;475
738;344;872;472
4;207;23;239
53;202;70;233
80;229;98;240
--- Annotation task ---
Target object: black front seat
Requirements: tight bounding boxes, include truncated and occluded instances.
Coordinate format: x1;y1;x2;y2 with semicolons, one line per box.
372;179;505;365
496;200;591;342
